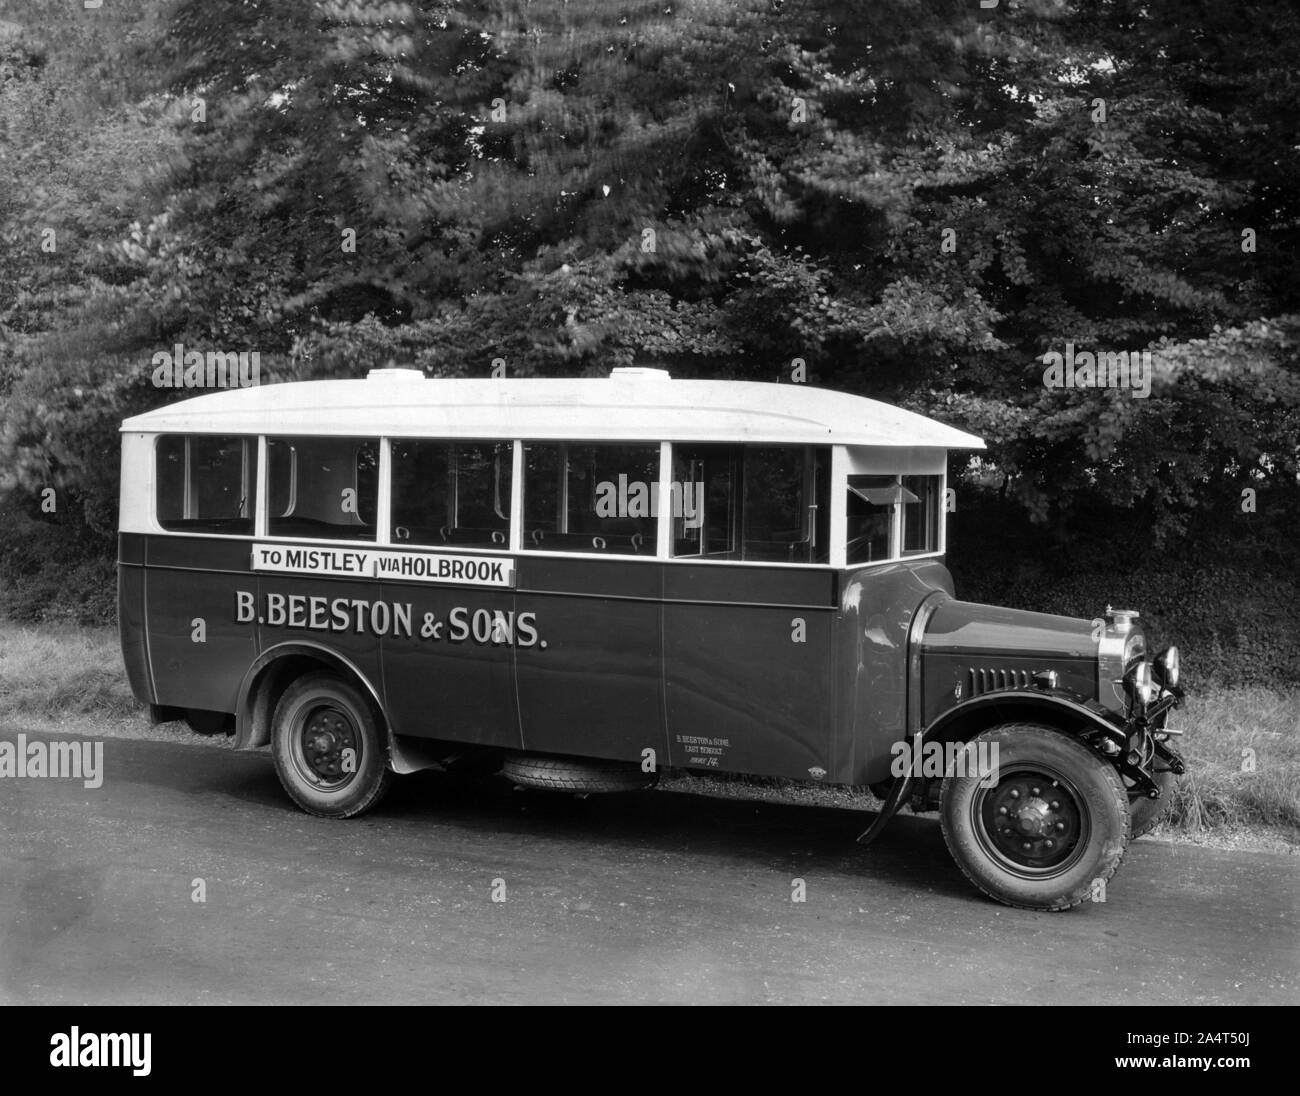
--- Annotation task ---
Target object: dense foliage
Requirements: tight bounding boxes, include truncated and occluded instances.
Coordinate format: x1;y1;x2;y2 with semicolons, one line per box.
1;1;1297;680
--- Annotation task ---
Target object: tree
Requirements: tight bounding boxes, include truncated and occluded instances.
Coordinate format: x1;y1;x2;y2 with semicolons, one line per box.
2;0;1298;626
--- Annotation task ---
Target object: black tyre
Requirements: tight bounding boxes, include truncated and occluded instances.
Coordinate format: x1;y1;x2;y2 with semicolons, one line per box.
271;673;392;818
1129;763;1179;838
940;723;1130;911
184;708;230;736
501;753;658;793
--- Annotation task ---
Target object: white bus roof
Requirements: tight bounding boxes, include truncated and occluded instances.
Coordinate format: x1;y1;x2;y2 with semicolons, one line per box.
120;369;985;449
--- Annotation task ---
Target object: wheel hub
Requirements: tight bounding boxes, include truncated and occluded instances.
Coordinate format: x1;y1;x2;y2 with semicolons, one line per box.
1014;797;1052;835
982;773;1082;871
300;707;358;785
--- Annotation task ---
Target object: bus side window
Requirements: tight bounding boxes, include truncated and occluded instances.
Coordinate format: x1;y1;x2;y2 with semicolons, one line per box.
267;436;378;541
523;442;659;554
390;440;512;548
742;446;828;564
671;445;828;563
156;434;257;535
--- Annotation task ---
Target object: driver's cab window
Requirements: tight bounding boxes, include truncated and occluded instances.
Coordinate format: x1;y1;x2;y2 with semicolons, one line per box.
901;474;941;555
847;473;943;564
846;476;898;564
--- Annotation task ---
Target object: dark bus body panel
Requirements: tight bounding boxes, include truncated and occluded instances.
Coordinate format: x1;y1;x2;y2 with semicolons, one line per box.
139;535;259;715
662;561;838;779
836;560;954;785
118;532;946;784
513;555;665;762
119;529;1122;790
122;529;1120;792
663;596;836;780
117;545;152;704
380;578;521;750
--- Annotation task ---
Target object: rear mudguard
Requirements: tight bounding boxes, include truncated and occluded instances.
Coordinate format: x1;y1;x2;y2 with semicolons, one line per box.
232;640;442;774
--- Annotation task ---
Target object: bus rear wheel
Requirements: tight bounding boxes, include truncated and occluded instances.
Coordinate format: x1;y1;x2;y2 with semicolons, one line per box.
271;673;392;818
939;723;1130;911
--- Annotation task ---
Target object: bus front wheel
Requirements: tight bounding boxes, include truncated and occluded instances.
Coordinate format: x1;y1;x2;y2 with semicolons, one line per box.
939;723;1130;911
271;673;392;818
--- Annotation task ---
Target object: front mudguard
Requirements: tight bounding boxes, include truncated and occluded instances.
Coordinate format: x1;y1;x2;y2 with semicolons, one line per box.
857;689;1183;847
857;767;916;847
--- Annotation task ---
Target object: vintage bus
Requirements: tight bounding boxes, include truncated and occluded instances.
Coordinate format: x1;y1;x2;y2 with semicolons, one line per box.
118;367;1185;910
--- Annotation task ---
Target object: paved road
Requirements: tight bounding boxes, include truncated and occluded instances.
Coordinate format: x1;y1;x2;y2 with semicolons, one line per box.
1;729;1296;1004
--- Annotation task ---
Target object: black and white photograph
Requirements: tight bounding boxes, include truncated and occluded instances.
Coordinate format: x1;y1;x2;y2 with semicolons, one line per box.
0;0;1295;1064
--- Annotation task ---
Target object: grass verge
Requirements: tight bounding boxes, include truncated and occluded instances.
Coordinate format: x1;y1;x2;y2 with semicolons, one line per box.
0;620;137;720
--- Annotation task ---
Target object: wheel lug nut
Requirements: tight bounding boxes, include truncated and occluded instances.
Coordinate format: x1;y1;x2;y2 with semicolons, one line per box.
1056;821;1066;831
1009;789;1020;799
1022;842;1032;850
1050;801;1060;810
998;806;1008;815
1031;787;1041;796
1044;839;1054;849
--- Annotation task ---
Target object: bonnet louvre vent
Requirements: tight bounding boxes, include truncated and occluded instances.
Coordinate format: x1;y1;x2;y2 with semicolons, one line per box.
968;667;1033;696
